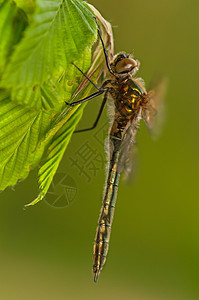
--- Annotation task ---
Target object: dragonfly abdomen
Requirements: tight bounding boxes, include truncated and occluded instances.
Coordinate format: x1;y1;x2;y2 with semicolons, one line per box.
93;141;121;282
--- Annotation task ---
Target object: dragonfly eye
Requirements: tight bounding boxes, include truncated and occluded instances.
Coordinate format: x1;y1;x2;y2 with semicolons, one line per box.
115;58;138;74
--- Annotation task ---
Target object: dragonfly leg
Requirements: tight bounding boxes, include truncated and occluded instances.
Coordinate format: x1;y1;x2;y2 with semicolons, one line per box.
94;18;115;76
65;79;111;107
72;62;100;91
65;89;105;106
74;91;108;133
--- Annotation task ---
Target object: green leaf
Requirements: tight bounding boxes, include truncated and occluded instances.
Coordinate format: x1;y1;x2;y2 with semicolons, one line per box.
15;0;36;17
26;105;83;206
25;50;94;206
0;0;28;75
1;0;97;89
10;45;92;110
0;90;52;190
0;1;99;193
11;78;66;111
26;10;114;206
0;1;114;206
0;49;90;191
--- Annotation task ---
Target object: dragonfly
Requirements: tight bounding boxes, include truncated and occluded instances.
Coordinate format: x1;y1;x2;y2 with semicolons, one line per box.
65;19;165;283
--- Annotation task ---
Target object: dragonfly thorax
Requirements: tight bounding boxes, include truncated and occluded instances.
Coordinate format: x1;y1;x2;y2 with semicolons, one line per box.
112;78;145;117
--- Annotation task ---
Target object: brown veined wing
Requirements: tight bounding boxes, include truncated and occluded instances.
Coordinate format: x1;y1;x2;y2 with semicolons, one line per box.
141;75;168;138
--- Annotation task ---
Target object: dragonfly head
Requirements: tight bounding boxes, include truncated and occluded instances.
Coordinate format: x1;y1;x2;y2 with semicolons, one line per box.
111;53;140;76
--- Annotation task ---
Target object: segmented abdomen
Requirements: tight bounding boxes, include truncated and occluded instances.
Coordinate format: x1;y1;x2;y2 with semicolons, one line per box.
93;137;121;282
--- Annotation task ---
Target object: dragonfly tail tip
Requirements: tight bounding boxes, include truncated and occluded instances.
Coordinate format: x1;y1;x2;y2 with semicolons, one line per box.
93;272;99;283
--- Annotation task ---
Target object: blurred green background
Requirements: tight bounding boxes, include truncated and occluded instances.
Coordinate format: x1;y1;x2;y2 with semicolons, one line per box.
0;0;199;299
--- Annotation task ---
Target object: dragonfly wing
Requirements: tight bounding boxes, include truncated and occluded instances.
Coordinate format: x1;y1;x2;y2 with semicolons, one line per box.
122;142;139;184
142;75;167;137
117;115;140;177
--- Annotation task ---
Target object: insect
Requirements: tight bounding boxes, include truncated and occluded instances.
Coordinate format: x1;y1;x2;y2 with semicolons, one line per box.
65;19;165;282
